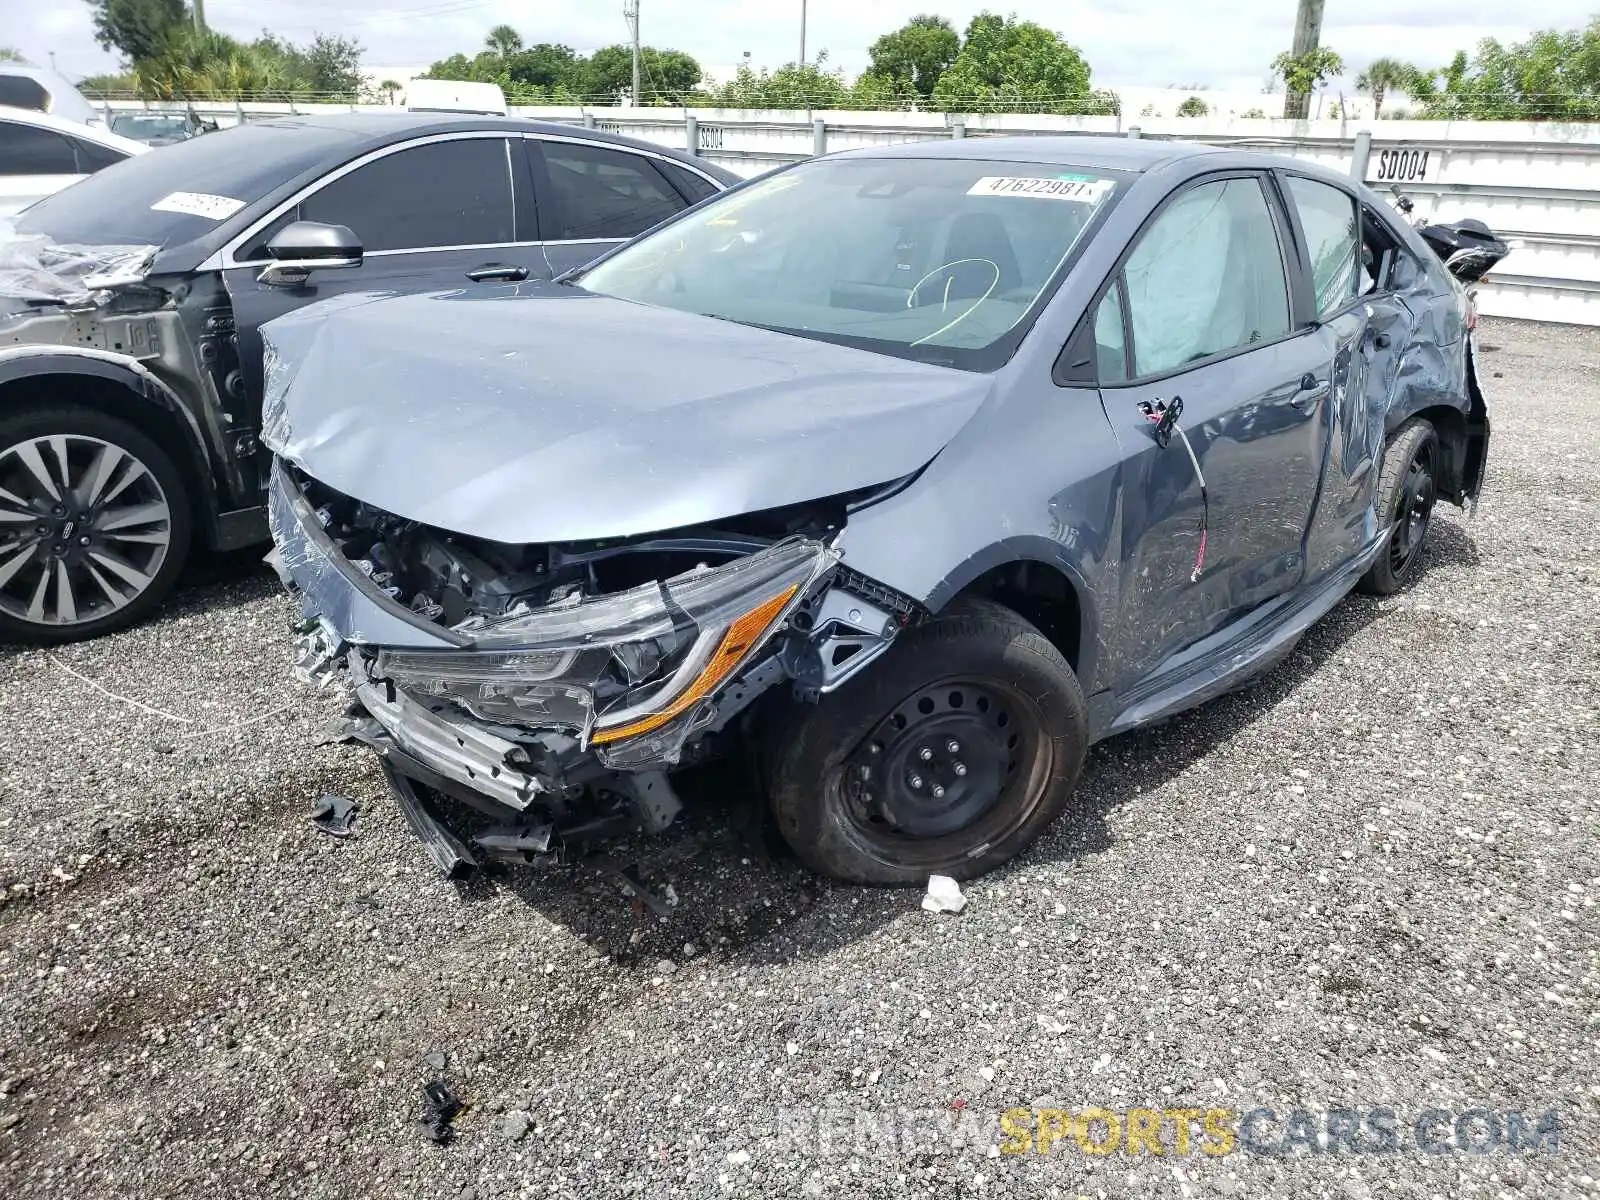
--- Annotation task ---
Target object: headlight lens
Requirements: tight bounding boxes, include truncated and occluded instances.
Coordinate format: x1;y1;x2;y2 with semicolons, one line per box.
372;537;836;747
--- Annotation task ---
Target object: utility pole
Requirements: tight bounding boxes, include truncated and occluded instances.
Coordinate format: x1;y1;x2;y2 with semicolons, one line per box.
1283;0;1324;120
799;0;807;67
623;0;641;105
192;0;206;33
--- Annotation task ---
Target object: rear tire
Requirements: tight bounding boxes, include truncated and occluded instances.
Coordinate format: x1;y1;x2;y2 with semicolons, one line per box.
0;405;192;644
1358;418;1439;597
764;597;1087;885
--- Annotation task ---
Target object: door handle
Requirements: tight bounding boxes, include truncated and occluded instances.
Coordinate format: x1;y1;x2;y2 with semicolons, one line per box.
1289;372;1329;409
466;262;528;282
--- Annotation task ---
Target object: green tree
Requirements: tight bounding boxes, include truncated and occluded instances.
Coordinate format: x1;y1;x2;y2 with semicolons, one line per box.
505;43;580;91
485;24;523;59
702;57;850;110
0;47;25;63
88;0;187;63
583;44;700;103
1176;94;1209;117
378;78;402;104
78;70;140;94
930;11;1095;113
867;14;959;100
1272;45;1343;118
1355;57;1414;115
1419;18;1600;120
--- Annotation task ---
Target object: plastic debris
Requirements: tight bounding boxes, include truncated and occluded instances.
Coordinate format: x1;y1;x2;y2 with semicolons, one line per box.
419;1080;463;1143
309;793;359;838
0;226;159;306
921;874;968;914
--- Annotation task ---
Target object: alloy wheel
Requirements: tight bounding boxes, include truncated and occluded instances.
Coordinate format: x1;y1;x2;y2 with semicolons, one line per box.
0;434;174;628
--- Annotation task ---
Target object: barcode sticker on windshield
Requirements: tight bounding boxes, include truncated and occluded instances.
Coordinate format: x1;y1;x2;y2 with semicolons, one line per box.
150;191;247;220
967;176;1112;202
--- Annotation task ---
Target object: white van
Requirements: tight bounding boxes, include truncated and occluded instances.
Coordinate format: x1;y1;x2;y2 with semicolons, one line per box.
404;79;508;116
0;63;101;126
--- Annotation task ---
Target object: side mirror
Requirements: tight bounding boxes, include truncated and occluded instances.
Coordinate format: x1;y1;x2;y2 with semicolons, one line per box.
258;221;363;288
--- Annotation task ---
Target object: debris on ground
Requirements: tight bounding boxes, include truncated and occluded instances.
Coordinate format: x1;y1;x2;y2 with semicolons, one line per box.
921;874;968;914
421;1050;448;1072
309;793;359;838
419;1080;463;1143
493;1110;531;1141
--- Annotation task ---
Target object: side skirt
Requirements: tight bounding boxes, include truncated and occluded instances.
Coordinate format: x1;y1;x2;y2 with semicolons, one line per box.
1089;529;1389;741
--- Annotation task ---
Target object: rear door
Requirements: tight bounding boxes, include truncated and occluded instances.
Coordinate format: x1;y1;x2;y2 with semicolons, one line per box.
526;137;701;276
0;118;87;218
223;133;545;409
1278;173;1418;579
1092;172;1335;684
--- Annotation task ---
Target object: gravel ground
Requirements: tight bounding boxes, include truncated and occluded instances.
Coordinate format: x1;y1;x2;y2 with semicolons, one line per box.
1;317;1597;1199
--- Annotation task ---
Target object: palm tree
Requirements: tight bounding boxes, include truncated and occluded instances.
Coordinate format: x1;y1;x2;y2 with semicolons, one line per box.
485;25;523;59
1356;57;1410;117
379;78;402;105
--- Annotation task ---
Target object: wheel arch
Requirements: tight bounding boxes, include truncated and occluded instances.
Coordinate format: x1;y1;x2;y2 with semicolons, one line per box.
927;539;1099;687
0;350;220;543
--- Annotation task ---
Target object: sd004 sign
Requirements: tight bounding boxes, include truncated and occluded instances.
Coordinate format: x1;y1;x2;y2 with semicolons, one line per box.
1367;147;1436;184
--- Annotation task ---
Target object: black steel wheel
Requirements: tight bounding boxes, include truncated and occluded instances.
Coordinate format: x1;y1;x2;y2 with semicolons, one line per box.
0;406;192;644
765;598;1086;885
1359;419;1439;596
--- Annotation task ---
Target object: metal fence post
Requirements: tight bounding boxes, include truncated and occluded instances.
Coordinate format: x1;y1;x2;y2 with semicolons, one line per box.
1127;126;1142;139
235;99;244;126
583;111;596;129
813;118;826;157
1351;130;1373;182
951;118;966;139
686;113;699;156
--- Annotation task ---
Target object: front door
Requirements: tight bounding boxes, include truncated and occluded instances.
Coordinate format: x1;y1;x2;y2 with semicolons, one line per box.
1093;173;1333;686
222;135;551;413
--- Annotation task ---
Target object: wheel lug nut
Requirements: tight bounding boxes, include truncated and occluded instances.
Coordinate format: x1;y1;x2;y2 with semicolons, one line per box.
51;505;65;517
953;762;967;776
931;784;945;799
908;774;924;789
918;747;933;762
946;740;960;753
78;535;91;546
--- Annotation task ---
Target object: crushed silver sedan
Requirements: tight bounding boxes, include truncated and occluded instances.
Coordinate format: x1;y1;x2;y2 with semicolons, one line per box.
265;137;1493;884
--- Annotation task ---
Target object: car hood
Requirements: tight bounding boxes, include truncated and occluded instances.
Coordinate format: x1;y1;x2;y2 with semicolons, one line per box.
261;282;991;544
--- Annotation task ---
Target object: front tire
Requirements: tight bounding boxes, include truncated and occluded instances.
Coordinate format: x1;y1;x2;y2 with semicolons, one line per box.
0;405;192;644
765;598;1087;885
1358;418;1439;596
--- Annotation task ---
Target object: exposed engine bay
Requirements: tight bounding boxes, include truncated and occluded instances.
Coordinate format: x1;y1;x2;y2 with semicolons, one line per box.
276;466;920;875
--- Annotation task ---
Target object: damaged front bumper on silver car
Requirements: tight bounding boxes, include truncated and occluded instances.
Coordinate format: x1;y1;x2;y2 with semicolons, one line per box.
267;461;906;876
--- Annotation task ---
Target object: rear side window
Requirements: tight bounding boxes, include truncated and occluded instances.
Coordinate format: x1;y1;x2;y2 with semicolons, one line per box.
296;137;514;253
0;75;49;112
539;141;687;240
0;120;79;175
1093;284;1128;383
1286;176;1359;317
1120;176;1290;377
656;159;720;204
66;136;128;174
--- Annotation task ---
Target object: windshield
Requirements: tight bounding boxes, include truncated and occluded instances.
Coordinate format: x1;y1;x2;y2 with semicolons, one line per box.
578;155;1123;370
110;115;192;140
13;121;363;249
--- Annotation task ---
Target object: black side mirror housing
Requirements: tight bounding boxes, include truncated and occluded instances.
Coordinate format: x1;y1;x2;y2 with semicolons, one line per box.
258;221;364;287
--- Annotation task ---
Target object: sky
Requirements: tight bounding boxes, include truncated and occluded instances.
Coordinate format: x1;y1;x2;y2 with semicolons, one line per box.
9;0;1595;94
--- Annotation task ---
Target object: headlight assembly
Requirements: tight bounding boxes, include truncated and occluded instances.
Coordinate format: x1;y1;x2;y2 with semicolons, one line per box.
372;537;838;752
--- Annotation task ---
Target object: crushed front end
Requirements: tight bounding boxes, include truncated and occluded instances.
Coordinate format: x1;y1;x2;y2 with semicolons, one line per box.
267;460;913;877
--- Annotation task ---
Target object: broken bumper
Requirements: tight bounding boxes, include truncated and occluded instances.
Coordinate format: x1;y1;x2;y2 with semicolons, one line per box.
267;462;873;868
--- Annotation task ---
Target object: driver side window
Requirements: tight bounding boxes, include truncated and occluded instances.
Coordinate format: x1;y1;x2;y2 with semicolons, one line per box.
1096;176;1291;382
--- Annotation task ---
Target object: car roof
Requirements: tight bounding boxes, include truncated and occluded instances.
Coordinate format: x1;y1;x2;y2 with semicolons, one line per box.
0;63;99;124
839;134;1227;172
0;104;148;154
243;111;739;181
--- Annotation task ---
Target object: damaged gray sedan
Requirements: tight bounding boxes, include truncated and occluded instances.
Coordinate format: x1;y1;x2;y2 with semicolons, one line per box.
265;137;1491;884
